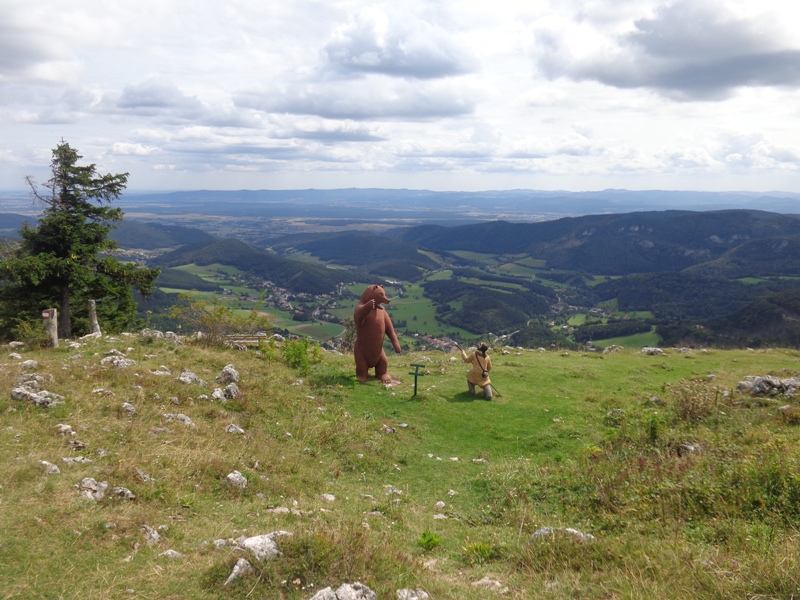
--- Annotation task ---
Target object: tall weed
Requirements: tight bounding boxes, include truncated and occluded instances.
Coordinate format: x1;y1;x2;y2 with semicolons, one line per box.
666;378;723;422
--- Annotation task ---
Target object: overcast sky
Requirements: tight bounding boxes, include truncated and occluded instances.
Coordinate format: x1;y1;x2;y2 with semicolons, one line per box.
2;0;800;193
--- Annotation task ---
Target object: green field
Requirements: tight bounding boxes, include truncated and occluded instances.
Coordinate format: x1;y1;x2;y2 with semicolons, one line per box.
593;327;661;348
174;262;245;279
290;321;344;339
390;282;473;339
459;277;527;292
448;250;503;265
495;262;540;277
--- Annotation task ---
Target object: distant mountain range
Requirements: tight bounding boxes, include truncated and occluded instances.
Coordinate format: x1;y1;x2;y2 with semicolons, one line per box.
3;187;799;224
117;188;800;221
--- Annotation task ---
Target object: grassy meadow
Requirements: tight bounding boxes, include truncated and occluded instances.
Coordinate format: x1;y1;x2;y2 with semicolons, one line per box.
2;335;800;599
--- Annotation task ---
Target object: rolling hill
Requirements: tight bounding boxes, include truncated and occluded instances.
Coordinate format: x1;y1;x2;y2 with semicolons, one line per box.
267;231;439;281
5;204;793;346
142;209;800;346
110;220;215;249
660;288;800;348
387;209;800;276
153;238;366;295
0;214;215;250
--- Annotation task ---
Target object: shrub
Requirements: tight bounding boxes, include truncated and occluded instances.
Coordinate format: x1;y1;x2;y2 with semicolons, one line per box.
340;317;355;352
258;335;279;363
11;319;50;349
666;378;722;422
780;405;800;425
168;294;272;347
282;338;322;375
462;539;503;565
417;530;442;552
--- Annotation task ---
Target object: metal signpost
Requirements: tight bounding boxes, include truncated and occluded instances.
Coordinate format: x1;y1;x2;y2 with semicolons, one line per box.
408;364;426;396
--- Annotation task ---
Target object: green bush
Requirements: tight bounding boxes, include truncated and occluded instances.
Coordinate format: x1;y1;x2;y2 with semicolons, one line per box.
417;530;442;552
282;338;322;375
11;319;51;349
169;294;272;347
462;539;503;565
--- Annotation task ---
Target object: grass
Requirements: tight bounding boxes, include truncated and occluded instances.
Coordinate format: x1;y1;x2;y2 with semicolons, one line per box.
598;328;662;348
290;321;344;339
4;337;800;598
174;263;246;280
495;263;540;277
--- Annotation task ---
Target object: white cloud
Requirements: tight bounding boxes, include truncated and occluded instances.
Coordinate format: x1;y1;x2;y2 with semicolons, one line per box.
531;0;800;100
110;142;159;156
235;77;477;121
323;6;476;79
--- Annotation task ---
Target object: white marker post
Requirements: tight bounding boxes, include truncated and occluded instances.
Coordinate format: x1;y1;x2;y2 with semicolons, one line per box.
42;308;58;348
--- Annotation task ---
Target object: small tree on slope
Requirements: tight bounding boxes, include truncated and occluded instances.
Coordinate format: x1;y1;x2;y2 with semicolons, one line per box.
0;140;159;339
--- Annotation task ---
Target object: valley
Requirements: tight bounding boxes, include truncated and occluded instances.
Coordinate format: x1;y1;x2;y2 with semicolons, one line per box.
132;206;800;350
3;188;800;348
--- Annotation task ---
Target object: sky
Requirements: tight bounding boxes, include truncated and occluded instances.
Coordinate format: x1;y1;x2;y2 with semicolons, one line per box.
2;0;800;193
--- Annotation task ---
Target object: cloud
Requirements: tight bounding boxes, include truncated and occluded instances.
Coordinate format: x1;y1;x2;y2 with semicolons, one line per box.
534;0;800;100
4;86;99;125
231;5;479;124
98;79;262;128
506;133;597;159
0;19;80;84
716;134;800;170
323;6;475;79
114;80;205;116
2;0;799;192
283;121;386;143
0;22;56;76
235;77;476;121
110;142;159;156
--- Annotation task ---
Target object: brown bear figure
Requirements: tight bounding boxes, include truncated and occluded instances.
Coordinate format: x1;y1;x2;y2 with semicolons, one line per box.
353;284;402;383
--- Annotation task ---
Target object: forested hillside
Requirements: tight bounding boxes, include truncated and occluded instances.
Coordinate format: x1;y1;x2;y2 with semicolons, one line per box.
110;221;214;249
590;273;798;320
121;208;800;348
388;209;800;275
419;269;557;334
659;289;800;348
0;215;215;250
683;238;800;278
155;268;222;292
267;231;439;281
0;213;33;238
153;238;364;294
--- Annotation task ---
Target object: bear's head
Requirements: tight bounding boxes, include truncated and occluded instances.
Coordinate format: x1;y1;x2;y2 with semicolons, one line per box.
360;284;391;305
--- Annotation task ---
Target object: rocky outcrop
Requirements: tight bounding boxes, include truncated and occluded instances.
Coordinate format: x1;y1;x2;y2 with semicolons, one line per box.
309;582;376;600
737;375;800;397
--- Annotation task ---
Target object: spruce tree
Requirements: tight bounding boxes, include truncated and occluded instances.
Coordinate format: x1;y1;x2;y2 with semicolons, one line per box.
0;140;159;339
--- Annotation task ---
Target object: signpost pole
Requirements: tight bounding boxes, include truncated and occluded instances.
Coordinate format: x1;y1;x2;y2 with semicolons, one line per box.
408;364;426;397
